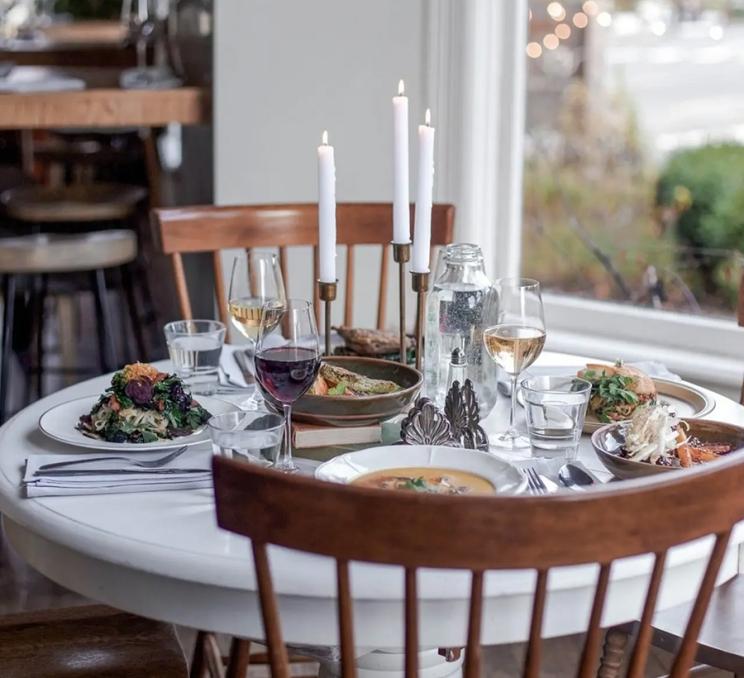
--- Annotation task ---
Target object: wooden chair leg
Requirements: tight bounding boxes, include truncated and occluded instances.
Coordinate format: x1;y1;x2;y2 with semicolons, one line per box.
0;274;17;424
190;630;209;678
226;638;252;678
597;628;629;678
32;274;48;399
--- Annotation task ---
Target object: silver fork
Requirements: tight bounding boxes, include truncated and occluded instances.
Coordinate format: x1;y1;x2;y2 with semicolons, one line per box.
36;445;189;472
525;467;548;495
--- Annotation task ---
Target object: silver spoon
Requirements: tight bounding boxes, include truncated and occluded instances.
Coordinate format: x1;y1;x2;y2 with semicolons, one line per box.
559;463;595;490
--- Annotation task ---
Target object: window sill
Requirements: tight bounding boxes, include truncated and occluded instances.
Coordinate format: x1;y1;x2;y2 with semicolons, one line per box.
543;293;744;397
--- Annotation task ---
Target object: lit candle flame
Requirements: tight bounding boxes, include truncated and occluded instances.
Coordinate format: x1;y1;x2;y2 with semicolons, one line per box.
424;108;431;126
398;79;405;96
322;130;328;145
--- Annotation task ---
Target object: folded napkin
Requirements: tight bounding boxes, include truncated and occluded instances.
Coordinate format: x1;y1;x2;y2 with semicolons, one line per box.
23;448;212;498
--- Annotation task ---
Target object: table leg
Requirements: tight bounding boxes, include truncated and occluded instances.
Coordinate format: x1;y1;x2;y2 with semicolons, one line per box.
319;648;463;678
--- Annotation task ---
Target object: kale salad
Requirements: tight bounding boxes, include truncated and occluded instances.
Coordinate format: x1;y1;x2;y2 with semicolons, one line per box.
77;363;211;443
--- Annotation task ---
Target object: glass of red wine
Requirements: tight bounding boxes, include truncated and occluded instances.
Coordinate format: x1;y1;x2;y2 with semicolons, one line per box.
254;298;321;473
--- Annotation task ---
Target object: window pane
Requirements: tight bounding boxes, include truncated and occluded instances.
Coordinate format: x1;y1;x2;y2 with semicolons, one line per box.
523;0;744;318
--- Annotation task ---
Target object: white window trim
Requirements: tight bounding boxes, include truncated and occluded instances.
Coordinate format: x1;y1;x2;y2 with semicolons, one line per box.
429;0;744;392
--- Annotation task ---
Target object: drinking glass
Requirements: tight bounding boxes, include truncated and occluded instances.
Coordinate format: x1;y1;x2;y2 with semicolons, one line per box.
483;278;546;449
164;319;226;395
521;376;592;460
254;299;320;473
208;411;284;465
228;252;286;410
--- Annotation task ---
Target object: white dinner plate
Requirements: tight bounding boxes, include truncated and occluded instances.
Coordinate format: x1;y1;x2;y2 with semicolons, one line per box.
315;444;527;494
38;395;237;452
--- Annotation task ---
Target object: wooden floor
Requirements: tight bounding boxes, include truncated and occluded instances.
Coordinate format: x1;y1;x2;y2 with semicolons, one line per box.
0;524;733;678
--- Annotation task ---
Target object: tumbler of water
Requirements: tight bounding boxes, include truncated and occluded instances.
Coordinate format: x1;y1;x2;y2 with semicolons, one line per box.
164;320;226;395
208;411;284;465
520;375;592;460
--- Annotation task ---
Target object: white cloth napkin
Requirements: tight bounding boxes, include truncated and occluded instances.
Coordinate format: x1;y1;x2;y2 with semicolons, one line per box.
0;71;85;93
23;448;213;498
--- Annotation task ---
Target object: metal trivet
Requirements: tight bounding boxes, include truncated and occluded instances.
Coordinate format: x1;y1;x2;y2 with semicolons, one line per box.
400;379;488;451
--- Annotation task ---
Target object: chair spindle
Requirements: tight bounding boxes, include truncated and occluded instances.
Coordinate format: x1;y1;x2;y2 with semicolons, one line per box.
278;247;289;296
626;551;667;678
336;559;357;678
377;244;389;330
524;569;548;678
463;570;484;678
251;542;291;678
312;246;320;328
345;245;355;327
171;252;193;320
212;251;228;326
578;562;612;678
404;568;419;678
670;530;732;677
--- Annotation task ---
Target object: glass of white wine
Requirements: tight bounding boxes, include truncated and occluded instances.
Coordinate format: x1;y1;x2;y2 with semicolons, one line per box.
483;278;546;449
228;252;286;410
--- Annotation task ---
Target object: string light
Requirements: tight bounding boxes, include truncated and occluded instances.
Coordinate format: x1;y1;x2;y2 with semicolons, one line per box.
526;42;542;58
596;11;612;27
555;23;571;40
547;2;566;21
573;11;588;28
543;33;560;50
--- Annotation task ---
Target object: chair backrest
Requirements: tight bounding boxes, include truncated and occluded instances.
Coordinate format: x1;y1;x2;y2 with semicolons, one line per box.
212;454;744;678
153;202;455;329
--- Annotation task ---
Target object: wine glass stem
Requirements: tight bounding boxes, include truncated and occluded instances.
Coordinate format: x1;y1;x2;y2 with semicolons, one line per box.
280;403;293;468
509;372;519;434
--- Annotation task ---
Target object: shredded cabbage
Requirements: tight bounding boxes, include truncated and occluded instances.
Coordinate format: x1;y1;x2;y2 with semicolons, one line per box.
623;403;686;463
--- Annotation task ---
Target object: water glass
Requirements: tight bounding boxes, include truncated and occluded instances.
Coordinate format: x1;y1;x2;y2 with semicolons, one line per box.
520;375;592;460
164;319;226;395
208;411;284;465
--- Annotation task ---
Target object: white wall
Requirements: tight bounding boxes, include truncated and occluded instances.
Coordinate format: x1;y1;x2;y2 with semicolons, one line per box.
214;0;432;330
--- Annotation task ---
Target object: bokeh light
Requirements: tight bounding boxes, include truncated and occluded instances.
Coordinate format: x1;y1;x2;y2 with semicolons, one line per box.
526;42;543;59
543;33;560;50
596;11;612;27
572;12;588;28
555;23;571;40
547;2;566;21
582;1;599;16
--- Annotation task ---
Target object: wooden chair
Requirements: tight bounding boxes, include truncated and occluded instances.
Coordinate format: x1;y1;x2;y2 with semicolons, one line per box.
153;203;455;328
212;455;744;678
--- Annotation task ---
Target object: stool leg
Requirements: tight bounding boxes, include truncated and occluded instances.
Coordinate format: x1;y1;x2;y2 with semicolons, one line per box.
91;270;117;373
121;265;148;361
1;275;17;424
33;274;48;399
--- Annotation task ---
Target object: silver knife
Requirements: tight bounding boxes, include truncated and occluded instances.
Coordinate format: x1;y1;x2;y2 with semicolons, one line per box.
34;468;209;477
233;351;256;384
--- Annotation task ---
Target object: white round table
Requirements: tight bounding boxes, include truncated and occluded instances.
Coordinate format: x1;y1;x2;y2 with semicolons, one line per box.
1;352;742;677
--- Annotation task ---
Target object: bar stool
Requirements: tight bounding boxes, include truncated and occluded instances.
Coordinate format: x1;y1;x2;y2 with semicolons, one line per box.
1;183;146;226
0;230;146;423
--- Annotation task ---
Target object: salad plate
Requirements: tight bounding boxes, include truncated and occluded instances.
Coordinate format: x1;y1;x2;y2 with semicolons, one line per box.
39;395;237;451
315;445;526;495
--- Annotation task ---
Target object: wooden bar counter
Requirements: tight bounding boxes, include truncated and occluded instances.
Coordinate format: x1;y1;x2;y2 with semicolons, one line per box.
0;67;210;130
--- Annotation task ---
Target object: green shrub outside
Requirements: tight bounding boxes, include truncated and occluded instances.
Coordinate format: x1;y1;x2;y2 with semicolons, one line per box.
53;0;121;19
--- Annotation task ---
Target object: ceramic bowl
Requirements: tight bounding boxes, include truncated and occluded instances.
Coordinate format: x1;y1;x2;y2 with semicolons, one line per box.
591;418;744;480
292;356;422;427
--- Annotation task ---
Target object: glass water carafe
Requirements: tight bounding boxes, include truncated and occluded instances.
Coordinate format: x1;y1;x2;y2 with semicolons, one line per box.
423;243;498;416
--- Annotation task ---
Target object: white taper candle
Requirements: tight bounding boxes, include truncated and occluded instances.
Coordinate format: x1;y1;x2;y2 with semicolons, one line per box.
317;130;337;283
393;79;410;244
411;109;435;273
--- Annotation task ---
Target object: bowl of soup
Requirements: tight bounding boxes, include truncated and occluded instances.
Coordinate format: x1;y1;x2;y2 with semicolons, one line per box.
315;445;526;495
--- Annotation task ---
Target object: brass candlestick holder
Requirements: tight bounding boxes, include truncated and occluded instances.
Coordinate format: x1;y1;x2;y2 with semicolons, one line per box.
392;242;411;365
411;271;429;372
317;280;337;356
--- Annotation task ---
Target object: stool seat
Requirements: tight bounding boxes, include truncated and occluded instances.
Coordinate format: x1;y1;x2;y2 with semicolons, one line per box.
0;605;187;678
1;183;146;223
0;230;137;274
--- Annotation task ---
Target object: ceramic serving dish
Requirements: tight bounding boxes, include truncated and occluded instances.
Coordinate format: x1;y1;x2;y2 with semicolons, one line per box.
591;418;744;480
292;356;422;427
